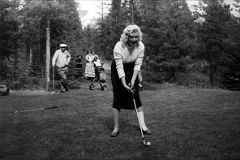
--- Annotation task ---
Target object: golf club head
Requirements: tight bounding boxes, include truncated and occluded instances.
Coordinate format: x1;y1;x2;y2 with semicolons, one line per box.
143;141;151;147
142;137;151;146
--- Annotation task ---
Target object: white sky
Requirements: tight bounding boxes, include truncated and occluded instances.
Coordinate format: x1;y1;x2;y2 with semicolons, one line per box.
76;0;110;28
76;0;239;27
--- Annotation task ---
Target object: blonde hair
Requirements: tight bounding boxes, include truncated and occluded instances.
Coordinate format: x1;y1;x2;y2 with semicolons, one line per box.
120;24;143;44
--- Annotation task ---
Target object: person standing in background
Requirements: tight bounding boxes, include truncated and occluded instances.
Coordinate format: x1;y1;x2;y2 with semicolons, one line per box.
52;43;71;93
85;50;95;82
75;55;83;78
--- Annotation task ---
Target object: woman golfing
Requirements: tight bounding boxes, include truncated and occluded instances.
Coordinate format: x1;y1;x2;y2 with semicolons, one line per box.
111;24;152;137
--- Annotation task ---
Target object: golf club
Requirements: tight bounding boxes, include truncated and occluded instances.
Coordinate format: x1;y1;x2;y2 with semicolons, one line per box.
50;66;56;94
53;67;55;90
131;87;151;147
14;106;58;113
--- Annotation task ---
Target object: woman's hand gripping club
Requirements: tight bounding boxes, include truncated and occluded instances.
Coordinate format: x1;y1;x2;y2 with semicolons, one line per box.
121;77;134;93
128;82;136;95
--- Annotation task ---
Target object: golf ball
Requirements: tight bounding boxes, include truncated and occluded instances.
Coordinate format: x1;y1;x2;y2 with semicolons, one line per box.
144;141;151;146
146;141;151;145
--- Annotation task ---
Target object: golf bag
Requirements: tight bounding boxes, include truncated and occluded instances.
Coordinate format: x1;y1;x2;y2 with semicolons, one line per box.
89;62;107;91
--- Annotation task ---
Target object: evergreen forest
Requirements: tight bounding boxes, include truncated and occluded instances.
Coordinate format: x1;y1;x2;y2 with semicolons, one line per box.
0;0;240;90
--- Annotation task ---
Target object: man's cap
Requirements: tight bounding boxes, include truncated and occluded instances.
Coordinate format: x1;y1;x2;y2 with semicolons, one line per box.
59;44;67;47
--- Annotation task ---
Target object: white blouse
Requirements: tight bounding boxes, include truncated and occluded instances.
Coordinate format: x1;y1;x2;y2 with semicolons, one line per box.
113;41;144;79
85;54;94;63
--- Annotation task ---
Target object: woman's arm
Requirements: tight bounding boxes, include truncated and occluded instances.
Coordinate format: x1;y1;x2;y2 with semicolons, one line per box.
130;70;139;90
131;44;144;89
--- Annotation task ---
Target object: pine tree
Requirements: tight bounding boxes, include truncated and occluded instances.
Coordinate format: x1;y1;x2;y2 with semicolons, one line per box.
0;0;20;80
196;0;232;85
138;0;195;82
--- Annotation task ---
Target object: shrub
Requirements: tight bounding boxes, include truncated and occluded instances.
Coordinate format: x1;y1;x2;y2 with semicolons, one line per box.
9;76;45;90
175;72;211;88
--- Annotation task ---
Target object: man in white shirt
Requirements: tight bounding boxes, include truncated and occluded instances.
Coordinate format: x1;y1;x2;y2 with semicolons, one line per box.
52;44;71;92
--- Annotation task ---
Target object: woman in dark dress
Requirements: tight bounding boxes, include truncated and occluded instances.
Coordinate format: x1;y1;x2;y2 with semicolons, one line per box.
111;24;152;137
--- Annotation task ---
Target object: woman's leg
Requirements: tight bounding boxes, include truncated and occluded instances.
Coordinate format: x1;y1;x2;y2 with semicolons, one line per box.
112;108;120;132
137;106;149;131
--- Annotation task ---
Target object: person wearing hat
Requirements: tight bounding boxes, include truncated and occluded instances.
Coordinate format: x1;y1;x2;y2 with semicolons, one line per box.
110;24;152;137
52;43;71;92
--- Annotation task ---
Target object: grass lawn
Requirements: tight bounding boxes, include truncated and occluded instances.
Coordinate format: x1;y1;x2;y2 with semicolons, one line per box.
0;82;240;160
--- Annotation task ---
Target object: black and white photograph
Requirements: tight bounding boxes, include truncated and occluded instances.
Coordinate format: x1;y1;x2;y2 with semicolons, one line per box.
0;0;240;159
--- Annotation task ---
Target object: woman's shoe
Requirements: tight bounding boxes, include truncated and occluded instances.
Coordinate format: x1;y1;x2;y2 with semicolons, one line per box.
110;130;119;137
142;129;152;135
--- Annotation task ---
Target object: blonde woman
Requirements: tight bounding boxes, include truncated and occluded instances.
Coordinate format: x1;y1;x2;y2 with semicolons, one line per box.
111;24;152;137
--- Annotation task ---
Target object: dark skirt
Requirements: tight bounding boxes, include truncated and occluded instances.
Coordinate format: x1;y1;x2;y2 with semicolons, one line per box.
111;60;142;110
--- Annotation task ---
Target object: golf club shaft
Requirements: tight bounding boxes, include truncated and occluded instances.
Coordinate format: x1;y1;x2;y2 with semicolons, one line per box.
133;97;145;139
53;67;55;91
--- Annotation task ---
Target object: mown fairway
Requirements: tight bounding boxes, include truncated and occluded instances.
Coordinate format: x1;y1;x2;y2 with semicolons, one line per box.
0;83;240;160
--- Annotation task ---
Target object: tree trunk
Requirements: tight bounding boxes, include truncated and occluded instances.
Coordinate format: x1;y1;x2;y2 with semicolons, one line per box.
46;19;50;91
29;46;33;67
209;63;217;86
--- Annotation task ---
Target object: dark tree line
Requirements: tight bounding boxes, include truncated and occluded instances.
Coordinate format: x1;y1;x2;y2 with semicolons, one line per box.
0;0;19;78
95;0;240;89
0;0;240;90
195;0;240;89
0;0;83;88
